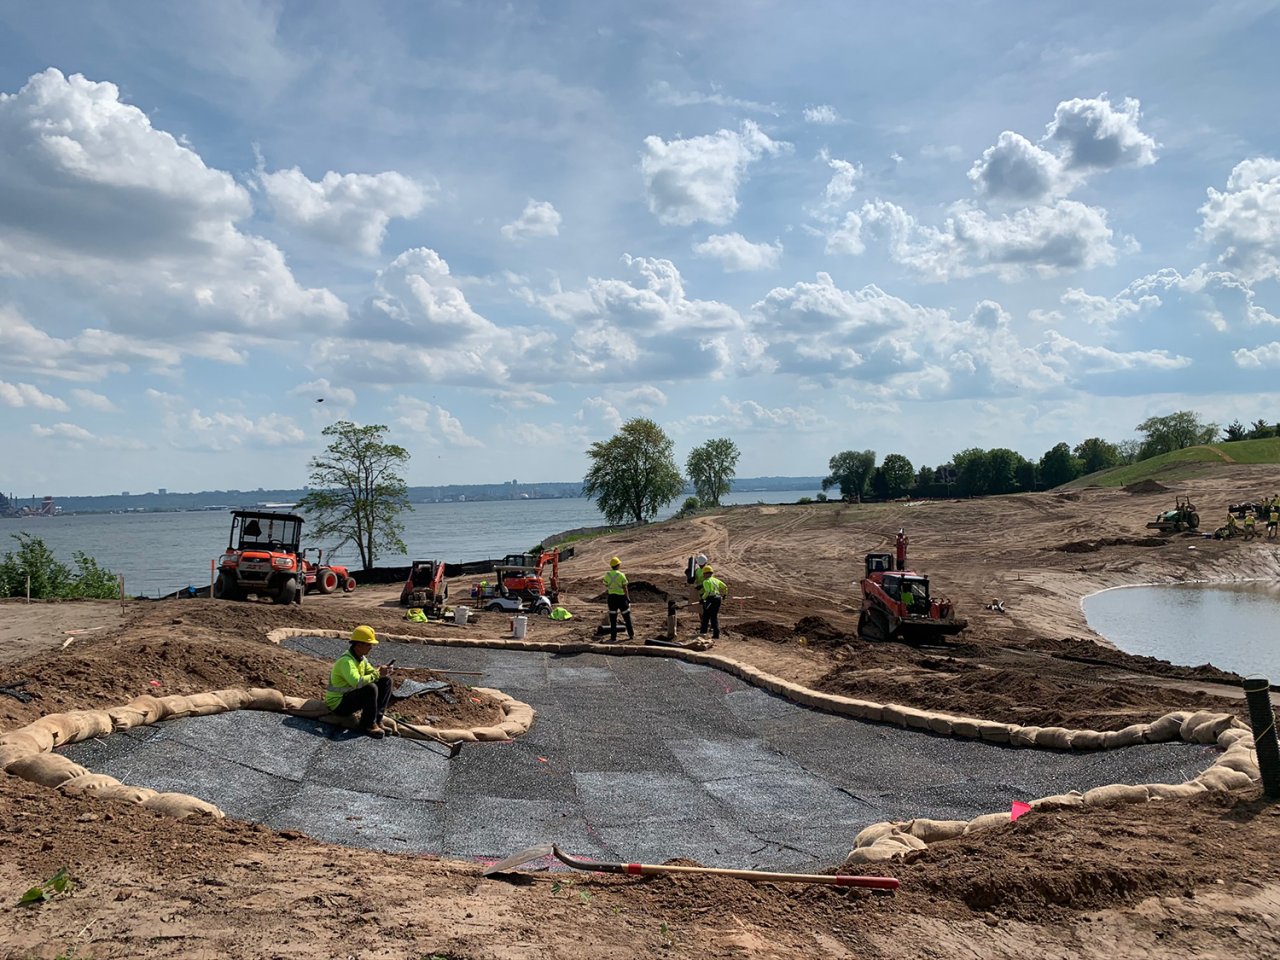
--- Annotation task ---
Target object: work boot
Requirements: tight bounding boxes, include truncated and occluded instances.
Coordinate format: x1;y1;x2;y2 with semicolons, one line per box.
363;726;385;740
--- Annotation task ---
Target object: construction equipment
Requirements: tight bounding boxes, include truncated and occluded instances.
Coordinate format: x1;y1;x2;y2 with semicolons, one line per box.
1145;496;1200;533
302;548;357;595
483;843;899;891
213;510;305;605
496;550;560;603
400;559;448;612
857;529;966;645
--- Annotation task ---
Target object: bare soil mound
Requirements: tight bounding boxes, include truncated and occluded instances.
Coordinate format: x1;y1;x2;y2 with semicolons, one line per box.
1124;479;1170;493
794;615;856;645
733;619;795;642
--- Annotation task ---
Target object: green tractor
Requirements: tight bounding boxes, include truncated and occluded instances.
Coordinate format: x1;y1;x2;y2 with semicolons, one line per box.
1146;496;1200;533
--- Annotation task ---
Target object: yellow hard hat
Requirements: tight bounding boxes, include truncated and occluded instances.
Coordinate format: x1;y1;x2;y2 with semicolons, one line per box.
609;556;621;567
351;625;378;645
702;564;713;574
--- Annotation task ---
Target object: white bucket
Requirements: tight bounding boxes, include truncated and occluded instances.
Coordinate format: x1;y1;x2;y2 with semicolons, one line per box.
454;606;470;625
512;615;528;639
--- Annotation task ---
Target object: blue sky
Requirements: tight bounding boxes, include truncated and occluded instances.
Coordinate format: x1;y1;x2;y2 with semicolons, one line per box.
1;0;1278;496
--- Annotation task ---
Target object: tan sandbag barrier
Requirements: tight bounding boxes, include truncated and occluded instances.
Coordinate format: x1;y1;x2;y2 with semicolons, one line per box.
266;629;1262;864
0;682;535;819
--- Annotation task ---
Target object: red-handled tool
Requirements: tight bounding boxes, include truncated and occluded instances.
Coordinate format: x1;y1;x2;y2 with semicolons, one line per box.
483;843;899;891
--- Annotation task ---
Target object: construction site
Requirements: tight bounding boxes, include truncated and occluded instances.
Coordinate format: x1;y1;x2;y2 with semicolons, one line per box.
3;464;1280;959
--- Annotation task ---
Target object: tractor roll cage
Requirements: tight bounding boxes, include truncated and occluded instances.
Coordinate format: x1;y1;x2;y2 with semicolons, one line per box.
229;510;303;552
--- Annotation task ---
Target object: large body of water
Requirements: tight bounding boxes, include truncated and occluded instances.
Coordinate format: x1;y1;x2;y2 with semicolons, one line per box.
0;489;820;597
1084;581;1280;682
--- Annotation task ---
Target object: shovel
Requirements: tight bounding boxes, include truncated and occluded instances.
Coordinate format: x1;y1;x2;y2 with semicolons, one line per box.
396;720;463;758
482;844;899;891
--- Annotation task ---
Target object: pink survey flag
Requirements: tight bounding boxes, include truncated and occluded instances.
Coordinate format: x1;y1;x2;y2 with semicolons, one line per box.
1010;801;1031;821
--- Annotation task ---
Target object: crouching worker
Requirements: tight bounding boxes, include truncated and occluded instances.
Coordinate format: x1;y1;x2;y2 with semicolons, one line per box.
325;625;394;739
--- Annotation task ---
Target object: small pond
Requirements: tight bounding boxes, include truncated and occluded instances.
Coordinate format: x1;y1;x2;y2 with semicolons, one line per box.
1083;581;1280;681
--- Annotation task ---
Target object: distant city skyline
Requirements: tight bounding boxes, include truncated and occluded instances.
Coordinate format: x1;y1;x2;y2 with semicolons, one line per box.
0;2;1277;495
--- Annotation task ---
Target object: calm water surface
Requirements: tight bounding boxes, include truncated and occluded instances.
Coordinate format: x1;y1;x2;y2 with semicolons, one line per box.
1;488;820;596
1083;581;1280;681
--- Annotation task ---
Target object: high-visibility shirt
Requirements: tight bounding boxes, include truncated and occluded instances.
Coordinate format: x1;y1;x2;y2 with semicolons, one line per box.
701;576;726;601
603;569;628;595
693;566;706;590
550;606;573;620
1271;510;1279;523
324;651;380;709
1246;516;1256;526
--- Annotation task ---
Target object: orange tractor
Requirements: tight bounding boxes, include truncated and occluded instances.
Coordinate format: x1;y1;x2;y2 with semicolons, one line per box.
302;549;357;596
214;510;354;605
857;529;966;644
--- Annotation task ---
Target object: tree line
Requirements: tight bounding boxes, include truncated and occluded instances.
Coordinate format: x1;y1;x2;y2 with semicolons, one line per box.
295;409;1256;568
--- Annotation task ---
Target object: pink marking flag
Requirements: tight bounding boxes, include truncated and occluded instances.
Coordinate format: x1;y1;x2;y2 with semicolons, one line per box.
1010;801;1031;821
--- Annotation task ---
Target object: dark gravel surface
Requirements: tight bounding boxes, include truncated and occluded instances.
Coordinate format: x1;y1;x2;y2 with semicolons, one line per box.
63;636;1215;871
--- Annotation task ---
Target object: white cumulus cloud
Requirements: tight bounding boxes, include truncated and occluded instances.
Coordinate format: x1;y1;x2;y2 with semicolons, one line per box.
1044;95;1158;171
640;120;791;226
858;198;1116;281
501;199;562;241
0;380;67;411
969;131;1066;201
0;68;347;350
692;233;782;271
1200;158;1280;282
257;164;430;256
70;388;117;411
391;397;483;447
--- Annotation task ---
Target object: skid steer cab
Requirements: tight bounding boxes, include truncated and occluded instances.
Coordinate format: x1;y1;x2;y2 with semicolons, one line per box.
214;510;305;605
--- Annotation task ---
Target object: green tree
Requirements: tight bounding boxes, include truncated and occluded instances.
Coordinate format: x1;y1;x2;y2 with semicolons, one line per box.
952;448;993;497
915;465;936;488
296;421;410;571
880;453;915;498
1135;411;1218;459
1073;437;1120;474
1039;442;1082;488
822;450;876;501
685;437;741;508
583;418;685;524
1224;419;1247;442
1248;419;1277;440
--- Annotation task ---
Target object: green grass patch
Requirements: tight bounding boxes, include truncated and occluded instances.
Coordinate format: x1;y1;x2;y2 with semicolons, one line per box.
1064;438;1280;489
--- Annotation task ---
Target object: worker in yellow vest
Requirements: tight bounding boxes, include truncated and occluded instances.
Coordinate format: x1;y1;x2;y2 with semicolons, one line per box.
602;556;635;643
325;625;394;739
1244;513;1257;539
699;565;727;639
1270;505;1280;539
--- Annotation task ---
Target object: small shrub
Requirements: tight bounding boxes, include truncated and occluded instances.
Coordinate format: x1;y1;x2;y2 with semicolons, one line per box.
0;534;119;600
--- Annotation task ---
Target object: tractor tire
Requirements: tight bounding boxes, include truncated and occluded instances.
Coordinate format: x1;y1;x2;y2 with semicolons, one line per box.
273;578;297;605
316;568;339;594
1188;512;1200;530
213;572;238;601
343;577;357;593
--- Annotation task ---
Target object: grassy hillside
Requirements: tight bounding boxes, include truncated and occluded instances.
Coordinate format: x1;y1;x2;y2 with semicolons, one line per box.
1065;438;1280;489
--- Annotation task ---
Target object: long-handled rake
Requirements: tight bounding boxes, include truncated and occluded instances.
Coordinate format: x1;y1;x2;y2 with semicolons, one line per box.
396;721;463;758
482;844;899;891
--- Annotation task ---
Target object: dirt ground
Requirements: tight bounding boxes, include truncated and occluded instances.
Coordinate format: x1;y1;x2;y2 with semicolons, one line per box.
4;462;1280;959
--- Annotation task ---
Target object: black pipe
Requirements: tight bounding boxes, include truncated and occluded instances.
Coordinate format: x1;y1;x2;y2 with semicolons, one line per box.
1243;677;1280;799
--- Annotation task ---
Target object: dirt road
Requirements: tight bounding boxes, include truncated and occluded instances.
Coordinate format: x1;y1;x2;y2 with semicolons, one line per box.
3;463;1280;959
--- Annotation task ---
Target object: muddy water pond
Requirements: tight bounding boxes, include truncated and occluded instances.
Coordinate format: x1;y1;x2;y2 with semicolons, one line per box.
1083;581;1280;681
